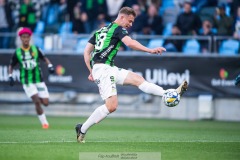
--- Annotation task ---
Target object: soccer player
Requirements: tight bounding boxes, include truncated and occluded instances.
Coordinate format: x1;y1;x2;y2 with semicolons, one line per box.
235;74;240;86
8;27;55;129
75;7;188;143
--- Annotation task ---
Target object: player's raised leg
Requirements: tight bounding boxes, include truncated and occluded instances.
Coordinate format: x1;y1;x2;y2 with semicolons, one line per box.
124;71;166;96
124;71;188;97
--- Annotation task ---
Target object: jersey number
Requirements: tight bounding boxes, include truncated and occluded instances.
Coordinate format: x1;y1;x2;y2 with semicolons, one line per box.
22;60;37;70
95;33;107;50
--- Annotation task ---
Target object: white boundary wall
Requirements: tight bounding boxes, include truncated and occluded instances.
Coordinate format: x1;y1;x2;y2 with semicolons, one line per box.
0;92;239;121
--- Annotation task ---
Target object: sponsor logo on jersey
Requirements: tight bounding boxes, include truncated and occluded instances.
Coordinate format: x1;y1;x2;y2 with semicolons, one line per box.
100;45;114;58
37;87;45;91
122;28;128;34
31;52;35;57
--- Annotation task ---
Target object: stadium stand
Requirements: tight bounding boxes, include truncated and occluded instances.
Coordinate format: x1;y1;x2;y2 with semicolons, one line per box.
76;38;89;53
219;39;240;55
183;39;201;54
147;39;164;48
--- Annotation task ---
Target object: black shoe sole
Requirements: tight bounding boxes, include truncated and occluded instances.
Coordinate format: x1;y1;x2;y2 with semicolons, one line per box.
75;124;82;139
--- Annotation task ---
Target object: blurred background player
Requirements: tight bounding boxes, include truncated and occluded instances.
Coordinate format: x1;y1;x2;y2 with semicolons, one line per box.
8;27;55;129
75;7;188;143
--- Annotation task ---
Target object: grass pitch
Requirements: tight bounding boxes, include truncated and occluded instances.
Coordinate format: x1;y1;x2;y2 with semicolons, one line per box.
0;115;240;160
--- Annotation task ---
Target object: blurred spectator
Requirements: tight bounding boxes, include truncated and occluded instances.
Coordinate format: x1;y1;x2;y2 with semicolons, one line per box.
18;0;39;31
71;1;85;34
141;4;163;35
106;0;125;22
66;0;80;21
0;0;14;49
129;4;144;34
81;0;107;33
151;0;161;8
199;20;214;53
136;0;148;13
173;0;190;9
233;6;240;39
39;0;50;21
121;0;138;7
41;0;67;33
213;4;233;36
191;0;218;10
230;0;240;18
174;2;202;35
163;26;183;52
191;0;208;10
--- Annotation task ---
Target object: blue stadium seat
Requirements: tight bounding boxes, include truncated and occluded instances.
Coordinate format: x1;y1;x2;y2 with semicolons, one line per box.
159;0;175;15
34;21;45;34
47;5;59;25
76;38;89;53
219;39;239;55
33;35;44;49
147;39;164;48
163;23;173;36
162;0;174;8
59;22;73;34
183;39;200;54
33;21;45;49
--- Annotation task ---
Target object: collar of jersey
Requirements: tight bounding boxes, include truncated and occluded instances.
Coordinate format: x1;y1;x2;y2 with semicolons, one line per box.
21;45;31;51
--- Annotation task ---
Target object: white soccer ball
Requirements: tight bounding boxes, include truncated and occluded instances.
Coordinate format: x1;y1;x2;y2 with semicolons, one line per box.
162;89;180;107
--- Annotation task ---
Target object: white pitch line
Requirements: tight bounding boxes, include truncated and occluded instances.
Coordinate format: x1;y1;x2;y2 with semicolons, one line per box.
0;141;75;144
0;141;240;144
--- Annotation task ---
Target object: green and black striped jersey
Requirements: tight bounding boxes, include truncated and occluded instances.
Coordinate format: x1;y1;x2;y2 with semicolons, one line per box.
88;22;129;66
10;45;45;84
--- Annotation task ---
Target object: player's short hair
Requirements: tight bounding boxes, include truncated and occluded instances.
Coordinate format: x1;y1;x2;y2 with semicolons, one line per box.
119;7;136;18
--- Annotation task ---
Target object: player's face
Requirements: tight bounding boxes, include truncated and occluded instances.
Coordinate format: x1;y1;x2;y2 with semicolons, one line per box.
121;14;135;29
20;34;31;46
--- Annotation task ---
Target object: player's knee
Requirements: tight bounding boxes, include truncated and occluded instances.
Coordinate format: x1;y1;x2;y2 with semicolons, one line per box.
106;103;118;113
42;102;49;106
105;96;118;113
41;99;49;106
108;105;117;113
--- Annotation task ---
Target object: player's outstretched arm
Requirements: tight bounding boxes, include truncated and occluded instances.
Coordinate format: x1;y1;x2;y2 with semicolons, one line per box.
121;36;166;54
84;43;95;82
39;47;55;74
